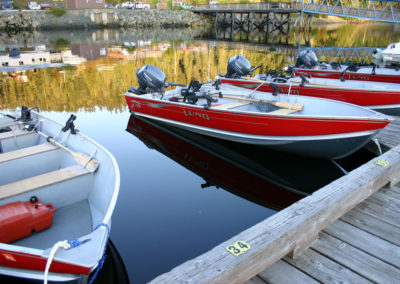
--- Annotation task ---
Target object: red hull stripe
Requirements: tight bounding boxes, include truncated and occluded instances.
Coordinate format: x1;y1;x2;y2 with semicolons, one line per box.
294;69;400;84
221;78;400;107
124;96;389;138
0;249;91;275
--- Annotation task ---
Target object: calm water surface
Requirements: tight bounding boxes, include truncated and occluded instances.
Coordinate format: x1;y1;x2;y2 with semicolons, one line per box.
1;23;399;283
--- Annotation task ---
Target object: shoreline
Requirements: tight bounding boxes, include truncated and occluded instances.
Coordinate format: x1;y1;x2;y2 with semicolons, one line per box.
0;9;209;32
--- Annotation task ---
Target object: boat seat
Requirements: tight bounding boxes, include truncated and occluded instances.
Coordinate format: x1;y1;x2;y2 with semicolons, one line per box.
0;143;58;163
169;96;207;103
0;128;31;141
212;101;250;110
269;108;299;115
0;165;90;200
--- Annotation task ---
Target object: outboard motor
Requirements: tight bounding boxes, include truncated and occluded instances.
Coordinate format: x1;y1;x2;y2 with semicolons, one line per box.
225;55;252;78
295;50;318;68
129;64;167;95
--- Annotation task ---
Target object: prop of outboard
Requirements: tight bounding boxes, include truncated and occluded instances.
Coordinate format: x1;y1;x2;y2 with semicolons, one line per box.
223;55;262;78
129;65;167;95
296;50;318;68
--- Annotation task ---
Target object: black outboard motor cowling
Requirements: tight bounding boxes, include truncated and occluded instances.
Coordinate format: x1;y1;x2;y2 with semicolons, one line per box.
135;64;166;94
295;50;318;68
225;55;252;78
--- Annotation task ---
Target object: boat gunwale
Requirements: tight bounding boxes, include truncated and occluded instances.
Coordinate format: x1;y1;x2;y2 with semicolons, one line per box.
294;66;400;76
223;76;400;92
130;111;380;142
124;92;392;123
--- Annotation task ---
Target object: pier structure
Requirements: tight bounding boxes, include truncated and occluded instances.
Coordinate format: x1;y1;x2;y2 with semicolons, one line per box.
149;117;400;283
194;2;304;37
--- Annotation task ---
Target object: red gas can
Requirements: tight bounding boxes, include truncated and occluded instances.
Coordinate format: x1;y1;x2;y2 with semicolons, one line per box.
0;196;56;243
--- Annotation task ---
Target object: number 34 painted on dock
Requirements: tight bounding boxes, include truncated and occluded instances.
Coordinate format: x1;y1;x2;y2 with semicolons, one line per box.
226;241;251;256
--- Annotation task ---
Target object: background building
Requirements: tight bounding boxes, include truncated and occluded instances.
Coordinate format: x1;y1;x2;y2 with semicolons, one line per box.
66;0;104;9
1;0;13;9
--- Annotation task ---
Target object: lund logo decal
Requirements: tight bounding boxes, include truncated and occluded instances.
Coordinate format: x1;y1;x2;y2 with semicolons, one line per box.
184;110;210;120
129;99;142;110
349;75;370;80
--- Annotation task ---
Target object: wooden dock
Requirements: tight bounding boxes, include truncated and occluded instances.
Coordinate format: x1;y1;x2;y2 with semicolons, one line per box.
150;117;400;284
247;185;400;284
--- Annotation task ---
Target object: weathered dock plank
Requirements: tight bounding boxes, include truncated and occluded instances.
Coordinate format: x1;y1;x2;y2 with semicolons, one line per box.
367;192;400;214
283;248;371;284
324;219;400;268
313;232;400;283
389;185;400;195
356;199;400;228
340;209;400;246
380;185;400;199
257;260;319;284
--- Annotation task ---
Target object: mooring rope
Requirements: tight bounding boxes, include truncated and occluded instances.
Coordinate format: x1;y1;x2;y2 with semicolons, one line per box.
43;223;110;284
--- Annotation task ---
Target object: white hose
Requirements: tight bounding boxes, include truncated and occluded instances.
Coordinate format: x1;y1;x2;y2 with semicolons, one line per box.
43;240;72;284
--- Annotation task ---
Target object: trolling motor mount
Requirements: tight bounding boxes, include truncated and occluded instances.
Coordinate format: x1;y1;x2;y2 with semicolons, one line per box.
270;83;282;96
62;114;78;135
299;74;309;87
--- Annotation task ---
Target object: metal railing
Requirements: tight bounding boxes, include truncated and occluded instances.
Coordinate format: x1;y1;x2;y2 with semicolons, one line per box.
195;2;294;10
194;1;400;23
300;0;400;23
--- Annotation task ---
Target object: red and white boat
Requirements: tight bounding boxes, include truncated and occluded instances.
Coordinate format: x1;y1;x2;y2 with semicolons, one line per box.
123;65;393;159
373;42;400;67
219;55;400;115
288;49;400;84
0;108;119;283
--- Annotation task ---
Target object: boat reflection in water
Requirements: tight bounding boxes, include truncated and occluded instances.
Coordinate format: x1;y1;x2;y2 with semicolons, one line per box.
126;115;346;210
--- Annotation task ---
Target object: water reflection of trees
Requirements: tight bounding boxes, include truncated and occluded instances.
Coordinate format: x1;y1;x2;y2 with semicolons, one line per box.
1;23;399;113
0;44;289;112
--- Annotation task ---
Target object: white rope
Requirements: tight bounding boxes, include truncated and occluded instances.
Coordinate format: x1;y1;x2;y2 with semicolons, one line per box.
247;79;268;99
43;240;71;284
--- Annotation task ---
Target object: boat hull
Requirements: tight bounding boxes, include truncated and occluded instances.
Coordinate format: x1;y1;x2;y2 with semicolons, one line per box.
124;94;390;159
220;77;400;115
293;67;400;84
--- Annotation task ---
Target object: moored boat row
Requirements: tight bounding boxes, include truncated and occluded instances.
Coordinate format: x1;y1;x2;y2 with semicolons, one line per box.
219;53;400;115
123;63;393;159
